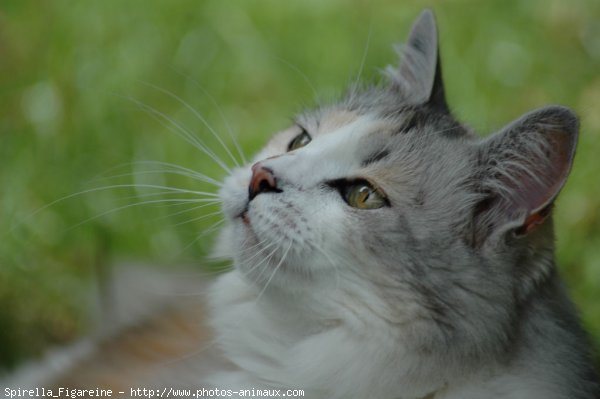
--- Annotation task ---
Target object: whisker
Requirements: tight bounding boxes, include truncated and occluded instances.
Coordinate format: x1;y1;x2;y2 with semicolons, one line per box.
170;67;247;165
131;160;223;187
355;22;373;87
115;192;217;205
242;239;282;284
240;239;280;272
256;241;293;301
139;81;242;168
92;183;220;197
91;170;222;190
238;237;271;257
8;184;215;236
172;210;222;227
247;238;286;287
116;93;232;174
177;219;225;254
65;198;219;232
199;218;225;237
271;55;319;101
90;163;222;189
157;201;219;220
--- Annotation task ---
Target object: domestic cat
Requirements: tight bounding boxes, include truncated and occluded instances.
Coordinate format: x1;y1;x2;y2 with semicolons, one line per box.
11;8;598;399
205;9;600;399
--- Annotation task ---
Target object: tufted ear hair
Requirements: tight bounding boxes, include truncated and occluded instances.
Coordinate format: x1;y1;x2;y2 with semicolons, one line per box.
472;105;578;245
386;9;448;111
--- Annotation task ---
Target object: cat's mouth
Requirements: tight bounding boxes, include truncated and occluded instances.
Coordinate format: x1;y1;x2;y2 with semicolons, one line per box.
241;209;250;225
238;201;251;225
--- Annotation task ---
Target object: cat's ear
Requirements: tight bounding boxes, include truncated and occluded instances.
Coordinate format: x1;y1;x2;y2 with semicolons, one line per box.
386;9;448;111
472;106;578;245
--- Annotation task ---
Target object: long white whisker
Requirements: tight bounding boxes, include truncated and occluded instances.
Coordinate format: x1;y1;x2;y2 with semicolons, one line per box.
200;218;225;237
92;167;222;189
241;239;281;273
178;219;225;254
131;161;223;187
238;237;272;257
131;197;220;206
256;241;293;301
355;22;373;87
8;184;216;235
172;210;223;227
139;81;242;168
117;93;232;174
65;198;219;231
90;183;219;197
245;239;284;284
93;170;222;189
157;201;219;220
271;55;319;101
170;67;247;165
112;194;220;212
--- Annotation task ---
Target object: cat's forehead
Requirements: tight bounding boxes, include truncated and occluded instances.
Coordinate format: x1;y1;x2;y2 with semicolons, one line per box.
297;109;359;135
266;108;392;152
261;92;469;174
297;106;401;139
298;102;465;148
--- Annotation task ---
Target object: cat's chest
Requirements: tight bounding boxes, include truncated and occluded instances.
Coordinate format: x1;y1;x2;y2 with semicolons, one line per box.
207;271;447;399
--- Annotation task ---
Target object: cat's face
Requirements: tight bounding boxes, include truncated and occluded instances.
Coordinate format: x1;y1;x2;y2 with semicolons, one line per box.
215;10;578;335
219;100;471;292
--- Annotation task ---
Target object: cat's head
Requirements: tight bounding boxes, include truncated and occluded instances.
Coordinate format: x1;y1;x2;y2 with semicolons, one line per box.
216;8;577;347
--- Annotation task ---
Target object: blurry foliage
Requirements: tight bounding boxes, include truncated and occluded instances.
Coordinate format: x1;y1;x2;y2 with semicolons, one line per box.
1;0;599;370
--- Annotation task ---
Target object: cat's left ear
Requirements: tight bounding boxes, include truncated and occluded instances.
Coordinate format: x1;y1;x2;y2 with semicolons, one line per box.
473;106;578;244
387;9;448;111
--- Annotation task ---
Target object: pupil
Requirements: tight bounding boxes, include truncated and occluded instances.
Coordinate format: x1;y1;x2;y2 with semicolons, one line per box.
360;186;370;201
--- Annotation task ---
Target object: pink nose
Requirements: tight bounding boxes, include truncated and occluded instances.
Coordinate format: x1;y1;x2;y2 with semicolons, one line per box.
249;163;280;200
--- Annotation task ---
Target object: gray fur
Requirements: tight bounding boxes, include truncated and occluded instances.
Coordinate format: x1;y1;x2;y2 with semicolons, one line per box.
297;9;598;397
350;11;600;398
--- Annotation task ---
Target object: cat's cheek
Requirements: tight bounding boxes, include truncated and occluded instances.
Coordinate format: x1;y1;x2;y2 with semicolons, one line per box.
244;199;281;241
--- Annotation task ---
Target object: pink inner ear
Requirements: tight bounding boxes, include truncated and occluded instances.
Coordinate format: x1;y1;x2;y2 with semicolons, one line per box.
479;106;578;239
518;204;553;236
509;129;573;230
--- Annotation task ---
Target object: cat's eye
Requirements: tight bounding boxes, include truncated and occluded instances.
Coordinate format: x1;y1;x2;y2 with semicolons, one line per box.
287;130;312;151
330;179;389;209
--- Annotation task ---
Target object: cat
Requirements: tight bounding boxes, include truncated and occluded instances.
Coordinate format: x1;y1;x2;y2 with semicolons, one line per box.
205;9;600;399
10;8;599;399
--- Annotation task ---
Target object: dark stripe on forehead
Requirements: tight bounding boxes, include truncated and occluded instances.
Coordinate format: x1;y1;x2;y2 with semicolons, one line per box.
393;111;422;135
389;106;466;137
361;148;390;167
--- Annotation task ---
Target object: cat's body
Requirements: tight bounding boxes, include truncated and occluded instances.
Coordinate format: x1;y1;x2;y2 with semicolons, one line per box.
205;10;599;399
10;9;599;399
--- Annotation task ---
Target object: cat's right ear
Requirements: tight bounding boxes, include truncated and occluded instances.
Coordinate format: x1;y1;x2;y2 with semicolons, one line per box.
386;9;448;111
471;106;578;247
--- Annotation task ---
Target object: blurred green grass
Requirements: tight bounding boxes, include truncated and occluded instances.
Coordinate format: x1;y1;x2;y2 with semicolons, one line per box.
1;0;599;370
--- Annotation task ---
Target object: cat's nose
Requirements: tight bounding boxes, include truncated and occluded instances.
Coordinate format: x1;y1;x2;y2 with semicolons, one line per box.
248;163;281;201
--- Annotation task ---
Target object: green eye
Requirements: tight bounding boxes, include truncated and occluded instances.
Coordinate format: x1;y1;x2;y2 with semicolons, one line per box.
287;130;311;151
341;181;388;209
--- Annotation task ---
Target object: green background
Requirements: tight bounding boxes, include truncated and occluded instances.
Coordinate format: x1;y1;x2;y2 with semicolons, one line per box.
1;0;599;371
